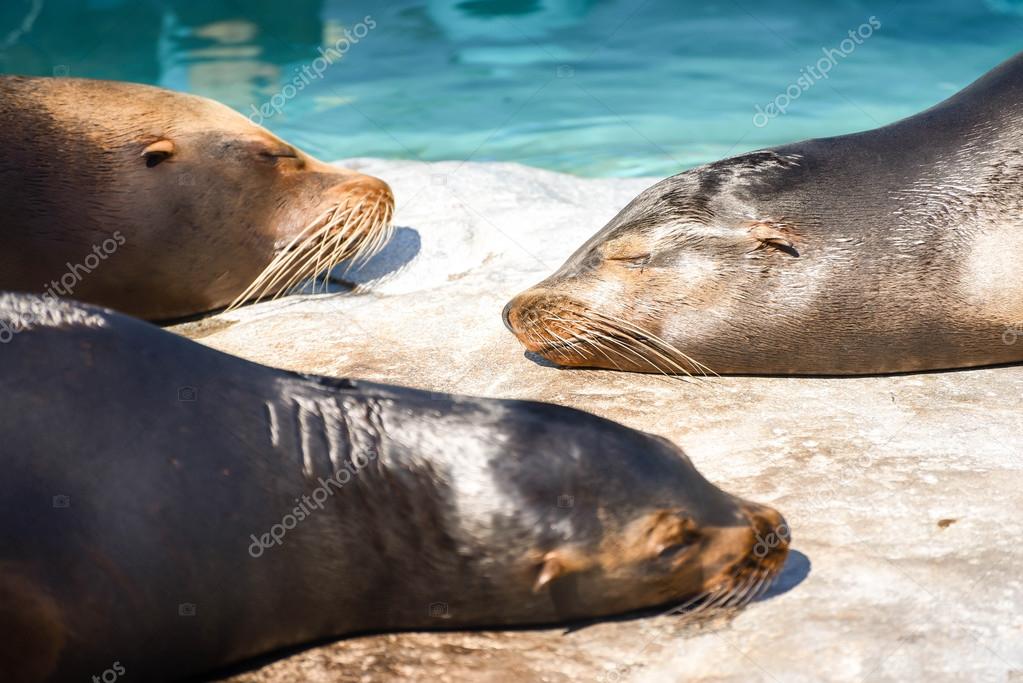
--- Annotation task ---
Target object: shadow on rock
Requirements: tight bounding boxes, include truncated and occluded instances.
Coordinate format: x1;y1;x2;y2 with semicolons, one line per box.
336;225;421;286
200;552;810;681
524;350;560;368
758;548;810;601
562;549;810;636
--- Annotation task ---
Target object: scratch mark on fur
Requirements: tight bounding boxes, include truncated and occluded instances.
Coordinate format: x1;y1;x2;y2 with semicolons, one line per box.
265;402;280;448
294;396;321;478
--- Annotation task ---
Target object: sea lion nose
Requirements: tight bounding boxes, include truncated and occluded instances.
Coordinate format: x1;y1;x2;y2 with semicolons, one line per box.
502;299;515;333
741;502;790;566
750;503;785;531
338;173;394;205
499;288;564;351
503;292;537;336
501;290;563;352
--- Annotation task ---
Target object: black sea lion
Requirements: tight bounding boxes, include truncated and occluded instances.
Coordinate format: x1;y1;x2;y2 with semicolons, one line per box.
0;76;394;321
0;293;789;682
503;51;1023;375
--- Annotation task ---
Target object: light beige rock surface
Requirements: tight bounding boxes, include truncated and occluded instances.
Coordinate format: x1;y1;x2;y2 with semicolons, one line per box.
175;159;1023;683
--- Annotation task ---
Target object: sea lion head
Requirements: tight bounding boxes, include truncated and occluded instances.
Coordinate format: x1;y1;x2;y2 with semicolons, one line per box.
352;391;787;628
1;77;395;319
415;400;791;623
509;414;790;620
502;152;805;375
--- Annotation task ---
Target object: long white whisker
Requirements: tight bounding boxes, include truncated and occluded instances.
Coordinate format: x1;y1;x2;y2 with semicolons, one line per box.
225;191;394;311
591;310;717;378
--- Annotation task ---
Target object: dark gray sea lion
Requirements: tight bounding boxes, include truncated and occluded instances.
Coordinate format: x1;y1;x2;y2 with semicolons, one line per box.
0;293;789;682
503;51;1023;375
0;76;393;321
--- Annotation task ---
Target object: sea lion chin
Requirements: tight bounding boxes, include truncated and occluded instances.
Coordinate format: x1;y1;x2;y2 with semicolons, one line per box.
0;292;788;682
504;51;1023;376
0;76;395;321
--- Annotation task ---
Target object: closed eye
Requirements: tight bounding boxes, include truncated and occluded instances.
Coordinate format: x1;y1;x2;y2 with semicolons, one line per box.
609;254;652;268
657;530;700;560
657;542;690;559
258;148;299;162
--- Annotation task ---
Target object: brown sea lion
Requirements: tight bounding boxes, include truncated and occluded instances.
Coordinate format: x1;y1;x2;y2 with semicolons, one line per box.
0;76;393;321
503;51;1023;375
0;292;789;683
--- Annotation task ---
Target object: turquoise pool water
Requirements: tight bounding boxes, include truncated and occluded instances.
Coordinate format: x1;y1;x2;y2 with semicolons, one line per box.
2;0;1023;177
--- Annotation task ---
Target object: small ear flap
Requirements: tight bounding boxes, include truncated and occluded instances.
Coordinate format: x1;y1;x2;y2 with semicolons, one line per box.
645;510;695;555
142;140;175;167
532;547;591;593
747;220;799;256
533;554;565;593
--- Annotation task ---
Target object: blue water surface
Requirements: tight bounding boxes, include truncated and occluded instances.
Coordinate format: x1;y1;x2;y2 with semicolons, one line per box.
2;0;1022;177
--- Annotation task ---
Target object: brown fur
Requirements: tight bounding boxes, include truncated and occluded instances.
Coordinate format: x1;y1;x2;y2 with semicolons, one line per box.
0;76;394;320
0;566;66;683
